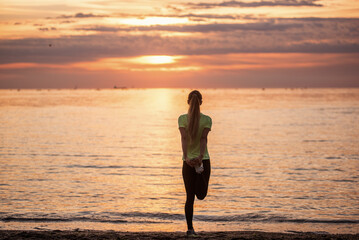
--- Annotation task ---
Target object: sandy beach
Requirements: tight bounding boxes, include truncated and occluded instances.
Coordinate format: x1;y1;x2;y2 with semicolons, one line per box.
0;230;358;240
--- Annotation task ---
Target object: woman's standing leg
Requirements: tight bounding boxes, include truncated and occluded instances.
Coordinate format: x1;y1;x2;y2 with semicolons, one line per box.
195;160;211;200
182;161;196;230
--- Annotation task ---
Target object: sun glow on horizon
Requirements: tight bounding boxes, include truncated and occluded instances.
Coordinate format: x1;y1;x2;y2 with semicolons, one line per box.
69;55;200;71
131;55;181;65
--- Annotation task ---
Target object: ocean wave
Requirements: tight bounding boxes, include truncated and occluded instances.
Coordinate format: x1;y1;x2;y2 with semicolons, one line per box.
66;164;179;169
1;212;358;224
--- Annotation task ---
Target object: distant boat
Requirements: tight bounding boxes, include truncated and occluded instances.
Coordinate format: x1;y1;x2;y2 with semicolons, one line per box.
114;85;127;89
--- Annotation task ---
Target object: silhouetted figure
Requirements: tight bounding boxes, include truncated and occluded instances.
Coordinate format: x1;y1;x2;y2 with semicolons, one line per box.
178;90;212;237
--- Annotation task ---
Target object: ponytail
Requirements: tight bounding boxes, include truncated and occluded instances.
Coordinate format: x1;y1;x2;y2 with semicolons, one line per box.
187;90;202;142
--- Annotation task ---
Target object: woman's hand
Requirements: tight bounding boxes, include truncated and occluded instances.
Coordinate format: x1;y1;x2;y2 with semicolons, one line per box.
186;157;201;167
186;155;204;167
185;157;195;167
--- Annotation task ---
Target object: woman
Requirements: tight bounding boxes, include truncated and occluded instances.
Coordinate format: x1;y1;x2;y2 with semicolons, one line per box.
178;90;212;236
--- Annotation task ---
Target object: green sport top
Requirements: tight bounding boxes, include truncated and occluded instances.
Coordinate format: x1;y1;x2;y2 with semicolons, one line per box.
178;113;212;161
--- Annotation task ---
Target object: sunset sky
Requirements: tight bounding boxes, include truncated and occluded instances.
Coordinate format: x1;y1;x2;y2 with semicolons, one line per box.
0;0;358;88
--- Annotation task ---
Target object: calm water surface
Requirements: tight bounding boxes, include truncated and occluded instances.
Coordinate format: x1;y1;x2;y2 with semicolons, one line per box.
0;88;358;233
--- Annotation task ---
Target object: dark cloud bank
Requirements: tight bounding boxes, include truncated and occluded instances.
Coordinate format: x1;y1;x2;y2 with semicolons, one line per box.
49;12;109;19
1;35;358;65
79;22;303;32
184;0;323;8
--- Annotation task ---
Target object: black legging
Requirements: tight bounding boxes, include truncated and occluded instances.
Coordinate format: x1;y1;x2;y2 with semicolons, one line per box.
182;159;211;230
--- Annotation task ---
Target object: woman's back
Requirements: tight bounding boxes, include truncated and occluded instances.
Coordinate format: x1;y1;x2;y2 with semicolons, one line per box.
178;112;212;160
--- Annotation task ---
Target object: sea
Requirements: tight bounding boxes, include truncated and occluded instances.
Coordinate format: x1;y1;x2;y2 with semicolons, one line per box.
0;88;358;234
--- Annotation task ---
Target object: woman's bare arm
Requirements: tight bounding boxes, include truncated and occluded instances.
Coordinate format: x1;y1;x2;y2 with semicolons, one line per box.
198;128;210;164
179;127;193;166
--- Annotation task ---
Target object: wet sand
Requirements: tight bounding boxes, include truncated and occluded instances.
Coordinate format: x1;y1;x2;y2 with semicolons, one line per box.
0;230;358;240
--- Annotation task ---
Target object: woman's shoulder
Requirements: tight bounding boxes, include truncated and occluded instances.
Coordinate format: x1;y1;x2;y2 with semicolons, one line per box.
178;114;188;127
178;113;188;119
200;113;212;125
178;114;188;122
200;113;212;120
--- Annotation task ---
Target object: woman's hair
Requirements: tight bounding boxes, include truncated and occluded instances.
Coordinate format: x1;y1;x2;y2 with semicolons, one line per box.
187;90;202;142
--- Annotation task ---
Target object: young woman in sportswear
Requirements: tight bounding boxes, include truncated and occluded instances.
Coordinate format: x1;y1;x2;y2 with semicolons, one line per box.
178;90;212;236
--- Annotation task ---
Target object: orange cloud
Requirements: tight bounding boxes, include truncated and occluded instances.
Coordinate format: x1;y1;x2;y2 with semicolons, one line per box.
17;53;349;73
0;62;64;69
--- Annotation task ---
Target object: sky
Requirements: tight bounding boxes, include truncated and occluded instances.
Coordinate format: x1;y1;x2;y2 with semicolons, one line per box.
0;0;359;88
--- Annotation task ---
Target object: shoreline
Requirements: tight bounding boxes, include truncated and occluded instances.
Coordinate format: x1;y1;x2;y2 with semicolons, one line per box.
0;230;358;240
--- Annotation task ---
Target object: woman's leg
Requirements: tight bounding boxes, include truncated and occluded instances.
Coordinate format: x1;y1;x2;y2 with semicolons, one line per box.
182;161;196;230
195;160;211;200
